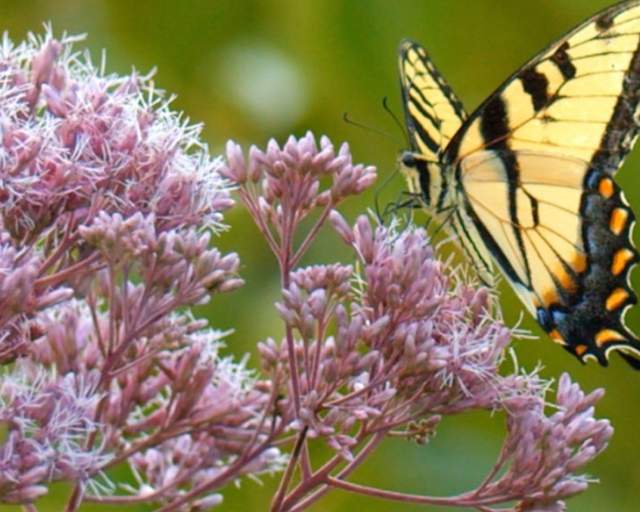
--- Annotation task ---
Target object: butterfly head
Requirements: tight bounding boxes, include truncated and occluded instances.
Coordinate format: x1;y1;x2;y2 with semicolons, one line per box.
398;150;446;211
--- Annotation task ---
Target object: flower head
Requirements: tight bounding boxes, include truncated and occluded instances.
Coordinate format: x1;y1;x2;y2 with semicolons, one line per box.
0;361;107;503
221;132;376;265
0;29;266;509
0;29;230;241
493;373;613;509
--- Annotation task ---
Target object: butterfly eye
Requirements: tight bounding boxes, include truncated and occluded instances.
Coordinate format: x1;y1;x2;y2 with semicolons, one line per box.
401;151;417;168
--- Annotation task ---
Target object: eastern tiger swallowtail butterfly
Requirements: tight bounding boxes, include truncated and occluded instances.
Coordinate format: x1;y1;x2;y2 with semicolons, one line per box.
398;1;640;369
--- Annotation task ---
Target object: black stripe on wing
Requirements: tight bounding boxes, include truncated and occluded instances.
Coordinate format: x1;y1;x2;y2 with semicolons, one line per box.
520;67;550;111
477;95;533;285
449;207;495;286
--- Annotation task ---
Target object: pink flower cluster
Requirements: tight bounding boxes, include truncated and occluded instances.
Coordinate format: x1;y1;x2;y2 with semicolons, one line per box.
0;29;615;512
0;31;281;511
223;133;614;512
0;362;106;504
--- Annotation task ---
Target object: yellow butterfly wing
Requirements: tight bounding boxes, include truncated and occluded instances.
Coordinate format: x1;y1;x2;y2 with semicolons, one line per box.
398;39;467;160
448;1;640;170
460;150;640;367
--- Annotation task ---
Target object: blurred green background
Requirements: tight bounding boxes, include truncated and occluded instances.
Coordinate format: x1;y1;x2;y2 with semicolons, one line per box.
3;0;640;510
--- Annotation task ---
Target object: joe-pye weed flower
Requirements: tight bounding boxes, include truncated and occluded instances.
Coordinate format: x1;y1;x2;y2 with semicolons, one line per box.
0;29;280;511
222;133;612;512
0;27;614;512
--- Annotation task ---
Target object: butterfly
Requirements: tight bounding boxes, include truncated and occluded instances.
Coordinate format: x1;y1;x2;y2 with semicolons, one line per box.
398;0;640;369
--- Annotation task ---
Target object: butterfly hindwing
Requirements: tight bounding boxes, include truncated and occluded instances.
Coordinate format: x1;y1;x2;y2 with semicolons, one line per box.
562;168;640;367
460;150;640;366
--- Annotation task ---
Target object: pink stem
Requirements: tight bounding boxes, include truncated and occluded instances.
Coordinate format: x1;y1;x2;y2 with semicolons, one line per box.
282;431;385;512
290;203;333;268
36;252;102;287
239;188;280;257
324;477;515;508
271;427;308;512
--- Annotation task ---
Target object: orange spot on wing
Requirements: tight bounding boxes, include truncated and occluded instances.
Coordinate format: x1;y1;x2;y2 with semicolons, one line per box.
574;344;588;356
572;253;587;274
599;177;615;198
609;208;629;236
606;288;629;311
595;329;626;347
611;248;635;276
542;287;561;307
554;265;577;293
549;329;565;345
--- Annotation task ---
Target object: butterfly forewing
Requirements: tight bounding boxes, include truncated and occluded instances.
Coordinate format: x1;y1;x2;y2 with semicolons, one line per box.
398;41;498;285
447;1;640;172
398;40;467;159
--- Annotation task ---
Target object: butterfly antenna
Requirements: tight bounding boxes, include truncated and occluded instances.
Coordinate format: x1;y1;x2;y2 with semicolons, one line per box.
342;112;404;147
382;96;410;148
